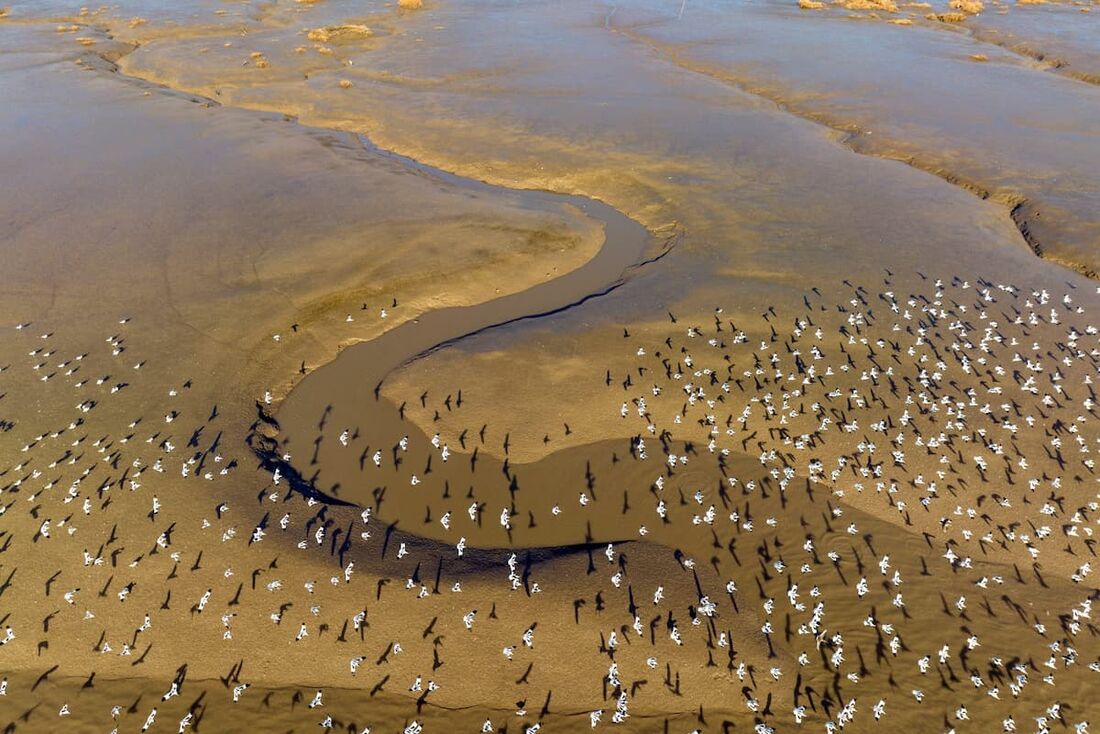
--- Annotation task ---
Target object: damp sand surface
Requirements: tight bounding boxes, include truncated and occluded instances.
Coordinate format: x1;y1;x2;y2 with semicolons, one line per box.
602;0;1100;275
3;2;1100;733
964;2;1100;83
273;141;652;510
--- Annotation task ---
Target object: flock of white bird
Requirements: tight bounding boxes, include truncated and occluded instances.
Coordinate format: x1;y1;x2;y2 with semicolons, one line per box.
1;271;1098;734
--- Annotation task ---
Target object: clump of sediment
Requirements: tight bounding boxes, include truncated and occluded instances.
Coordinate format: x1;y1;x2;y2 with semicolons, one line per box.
305;24;373;43
837;0;899;12
398;0;425;9
949;0;984;13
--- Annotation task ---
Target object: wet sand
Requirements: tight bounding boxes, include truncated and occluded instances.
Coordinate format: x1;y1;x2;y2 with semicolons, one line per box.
965;3;1100;84
271;144;652;510
601;0;1100;276
2;1;1100;732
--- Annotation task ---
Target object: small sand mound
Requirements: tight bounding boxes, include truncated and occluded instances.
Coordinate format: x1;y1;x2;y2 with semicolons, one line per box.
838;0;899;12
888;16;914;22
305;24;372;42
798;0;826;9
56;23;79;32
949;0;983;13
926;9;968;19
128;16;146;28
338;79;354;88
970;53;989;61
398;0;424;9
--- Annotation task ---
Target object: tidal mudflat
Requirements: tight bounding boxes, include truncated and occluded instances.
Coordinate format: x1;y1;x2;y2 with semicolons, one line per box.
1;1;1098;732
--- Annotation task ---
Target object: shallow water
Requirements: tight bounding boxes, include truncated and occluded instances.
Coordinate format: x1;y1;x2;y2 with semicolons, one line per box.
271;130;654;510
966;2;1100;82
603;0;1100;274
3;1;1100;731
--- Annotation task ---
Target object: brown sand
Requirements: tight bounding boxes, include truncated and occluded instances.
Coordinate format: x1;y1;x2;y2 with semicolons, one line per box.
1;1;1099;733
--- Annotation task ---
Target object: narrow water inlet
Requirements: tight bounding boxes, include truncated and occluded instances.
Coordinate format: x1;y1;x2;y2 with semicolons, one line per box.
273;132;652;505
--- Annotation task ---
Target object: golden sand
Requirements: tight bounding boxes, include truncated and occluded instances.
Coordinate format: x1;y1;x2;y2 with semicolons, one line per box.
950;0;986;13
839;0;899;12
306;24;373;43
2;1;1099;732
927;10;971;20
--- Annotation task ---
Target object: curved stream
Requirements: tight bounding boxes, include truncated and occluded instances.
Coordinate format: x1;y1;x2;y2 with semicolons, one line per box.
270;132;653;512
